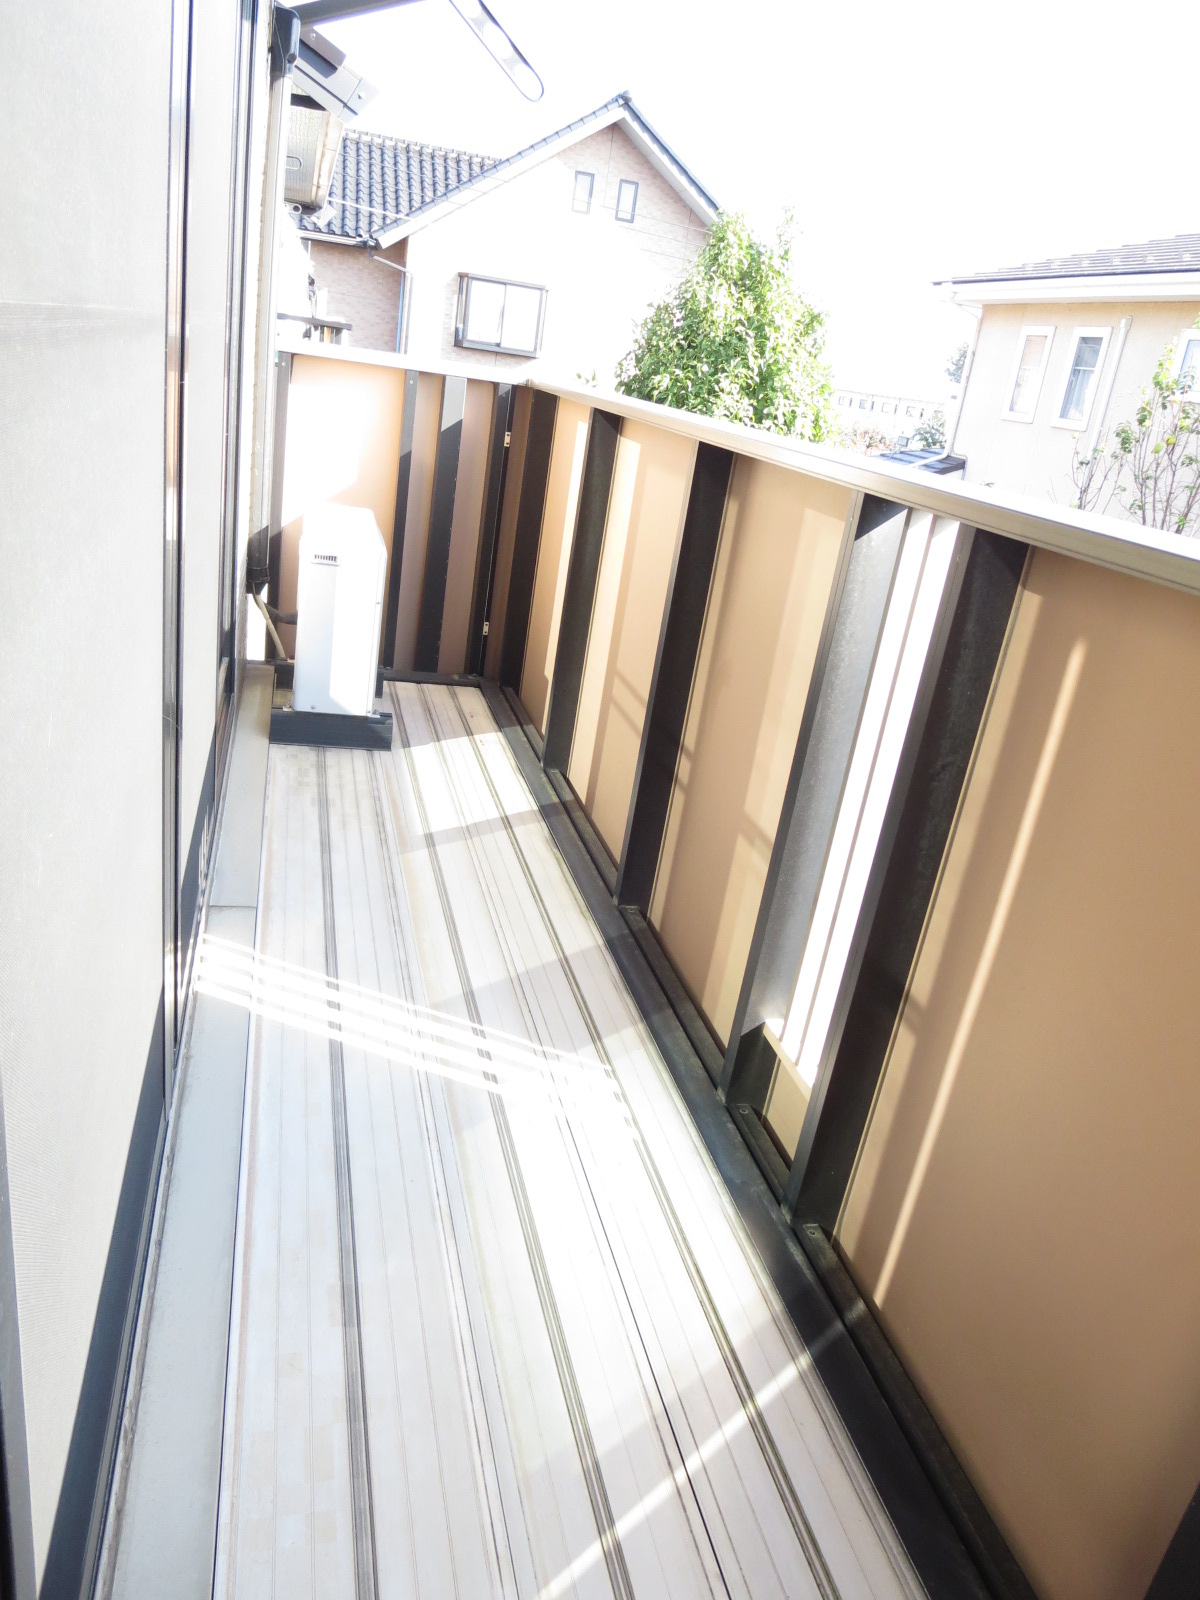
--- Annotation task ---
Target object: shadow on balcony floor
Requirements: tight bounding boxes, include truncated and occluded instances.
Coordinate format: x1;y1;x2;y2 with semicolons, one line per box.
150;682;930;1600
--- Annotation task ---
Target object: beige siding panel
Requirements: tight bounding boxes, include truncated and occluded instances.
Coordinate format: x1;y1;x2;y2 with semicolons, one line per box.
438;380;494;674
648;461;849;1046
483;388;531;681
519;399;590;734
390;371;444;670
277;353;406;658
837;550;1200;1600
567;421;694;860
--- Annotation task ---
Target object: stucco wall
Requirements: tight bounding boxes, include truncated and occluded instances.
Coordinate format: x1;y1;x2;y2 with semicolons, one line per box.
955;298;1200;507
312;123;708;383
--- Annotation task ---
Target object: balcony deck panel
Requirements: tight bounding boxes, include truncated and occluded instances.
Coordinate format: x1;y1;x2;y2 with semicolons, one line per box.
210;681;924;1600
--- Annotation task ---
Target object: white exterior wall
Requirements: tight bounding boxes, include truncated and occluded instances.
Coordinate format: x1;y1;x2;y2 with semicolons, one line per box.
399;124;708;384
955;297;1200;505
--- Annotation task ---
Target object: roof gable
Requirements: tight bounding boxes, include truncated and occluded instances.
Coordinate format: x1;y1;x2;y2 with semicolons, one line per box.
300;92;717;247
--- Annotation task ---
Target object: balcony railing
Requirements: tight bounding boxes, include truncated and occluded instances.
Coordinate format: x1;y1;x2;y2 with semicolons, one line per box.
252;336;1200;1600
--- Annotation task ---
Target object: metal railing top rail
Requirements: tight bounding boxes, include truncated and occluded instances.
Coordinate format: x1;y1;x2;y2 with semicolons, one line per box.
535;378;1200;600
275;338;1200;600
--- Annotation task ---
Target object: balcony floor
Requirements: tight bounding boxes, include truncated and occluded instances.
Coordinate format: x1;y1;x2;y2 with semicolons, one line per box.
201;680;921;1600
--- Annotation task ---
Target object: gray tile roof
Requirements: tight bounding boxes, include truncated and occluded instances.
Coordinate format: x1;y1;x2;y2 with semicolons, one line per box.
298;129;498;241
945;233;1200;285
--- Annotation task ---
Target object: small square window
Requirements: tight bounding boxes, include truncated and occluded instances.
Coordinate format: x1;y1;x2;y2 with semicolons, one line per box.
572;171;593;214
858;398;868;410
615;179;638;223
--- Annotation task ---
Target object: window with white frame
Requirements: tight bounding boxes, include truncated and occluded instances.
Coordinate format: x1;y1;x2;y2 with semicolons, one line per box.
615;179;638;223
1003;325;1054;421
1055;327;1111;427
1171;326;1200;393
572;171;593;214
455;274;547;356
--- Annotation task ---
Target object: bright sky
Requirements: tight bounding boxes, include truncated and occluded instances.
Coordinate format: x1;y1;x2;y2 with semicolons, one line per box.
323;0;1197;399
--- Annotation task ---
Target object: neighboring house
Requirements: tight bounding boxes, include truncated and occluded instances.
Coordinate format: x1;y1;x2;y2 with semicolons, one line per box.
942;233;1200;504
290;92;717;381
832;387;946;443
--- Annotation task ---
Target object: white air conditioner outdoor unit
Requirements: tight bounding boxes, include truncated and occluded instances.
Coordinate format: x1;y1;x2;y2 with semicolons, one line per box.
293;505;386;717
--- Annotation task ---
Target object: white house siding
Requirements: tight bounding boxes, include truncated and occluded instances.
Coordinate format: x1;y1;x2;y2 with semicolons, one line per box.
396;124;707;382
955;298;1200;506
304;236;409;351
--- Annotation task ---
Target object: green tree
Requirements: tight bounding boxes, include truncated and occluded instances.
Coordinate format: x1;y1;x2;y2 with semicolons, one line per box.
1072;330;1200;536
912;407;946;449
946;342;968;385
615;212;835;440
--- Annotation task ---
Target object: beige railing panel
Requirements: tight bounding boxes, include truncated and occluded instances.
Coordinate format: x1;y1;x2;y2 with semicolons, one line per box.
648;460;850;1045
438;380;495;674
567;421;695;860
838;549;1200;1600
520;399;591;734
278;353;407;656
483;388;531;682
390;371;444;671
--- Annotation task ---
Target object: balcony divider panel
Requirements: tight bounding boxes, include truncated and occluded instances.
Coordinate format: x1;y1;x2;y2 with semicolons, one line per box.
499;389;557;689
541;409;621;774
414;375;467;671
515;398;591;731
437;380;498;674
720;492;898;1108
468;382;514;676
836;549;1200;1600
615;442;734;912
389;370;444;671
264;351;292;656
275;354;407;665
382;368;419;668
645;458;854;1053
566;422;697;864
787;528;1027;1228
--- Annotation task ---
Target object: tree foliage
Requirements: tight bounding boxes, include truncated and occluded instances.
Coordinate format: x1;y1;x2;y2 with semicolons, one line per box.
1071;331;1200;536
912;407;947;449
615;212;835;440
945;342;968;385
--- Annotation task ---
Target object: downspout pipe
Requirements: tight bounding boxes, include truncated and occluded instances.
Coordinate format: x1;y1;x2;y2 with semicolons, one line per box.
946;301;982;456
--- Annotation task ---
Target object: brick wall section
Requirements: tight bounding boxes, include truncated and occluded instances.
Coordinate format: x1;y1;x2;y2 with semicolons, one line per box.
305;236;408;352
307;123;709;382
